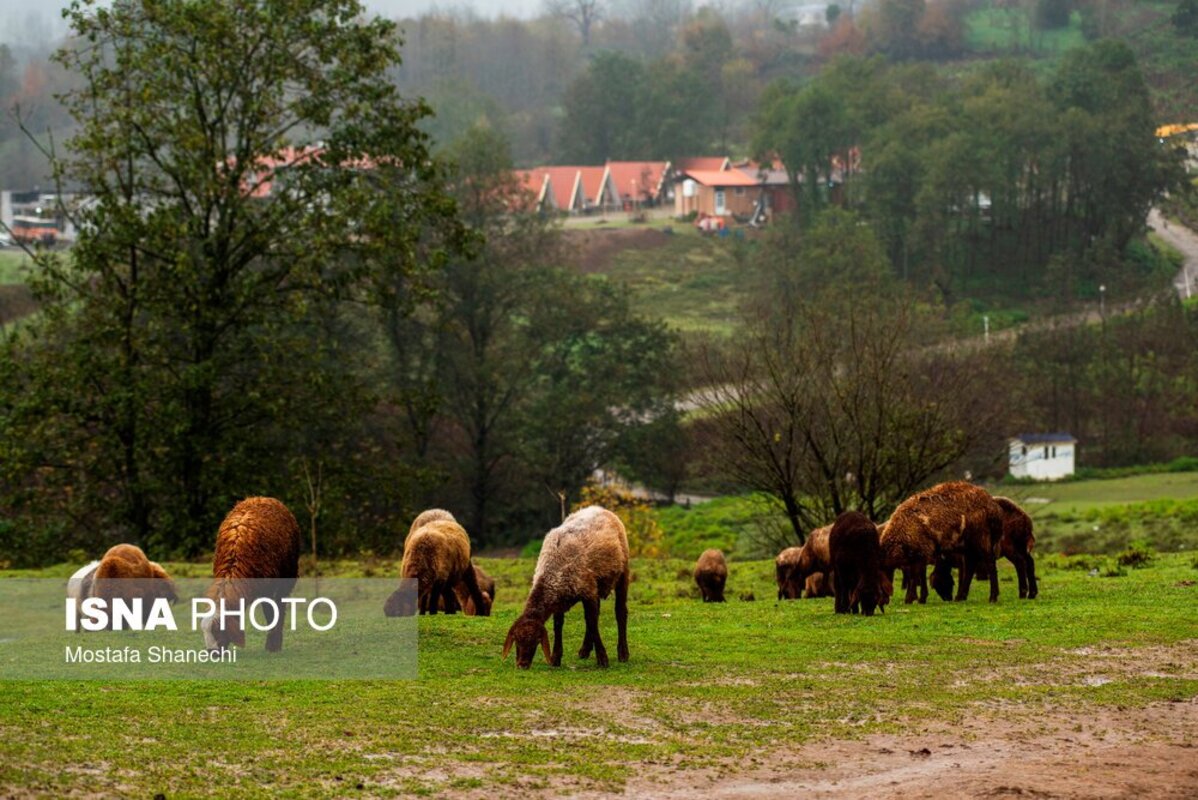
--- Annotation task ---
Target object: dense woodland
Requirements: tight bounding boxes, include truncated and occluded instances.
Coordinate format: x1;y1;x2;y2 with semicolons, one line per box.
0;0;1195;564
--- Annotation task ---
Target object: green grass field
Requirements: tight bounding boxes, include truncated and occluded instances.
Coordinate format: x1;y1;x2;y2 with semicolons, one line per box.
965;9;1086;55
593;229;748;336
1;553;1195;796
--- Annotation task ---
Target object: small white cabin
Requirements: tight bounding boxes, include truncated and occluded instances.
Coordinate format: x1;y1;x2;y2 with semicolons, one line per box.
1008;434;1076;481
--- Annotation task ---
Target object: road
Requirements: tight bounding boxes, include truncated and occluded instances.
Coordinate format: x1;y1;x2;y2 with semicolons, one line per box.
1148;208;1198;300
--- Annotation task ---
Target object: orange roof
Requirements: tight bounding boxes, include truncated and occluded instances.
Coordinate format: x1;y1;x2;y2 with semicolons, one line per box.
681;169;760;187
674;156;730;173
530;166;582;210
576;166;611;206
606;161;670;201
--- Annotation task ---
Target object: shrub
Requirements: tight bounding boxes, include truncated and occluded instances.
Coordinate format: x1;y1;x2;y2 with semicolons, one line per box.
1116;539;1155;568
574;481;665;558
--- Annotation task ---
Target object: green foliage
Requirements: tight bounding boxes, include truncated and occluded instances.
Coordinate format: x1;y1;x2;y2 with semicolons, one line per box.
1035;0;1073;30
1173;0;1198;34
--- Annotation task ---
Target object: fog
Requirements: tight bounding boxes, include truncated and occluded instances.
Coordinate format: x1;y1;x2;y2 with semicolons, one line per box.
0;0;543;48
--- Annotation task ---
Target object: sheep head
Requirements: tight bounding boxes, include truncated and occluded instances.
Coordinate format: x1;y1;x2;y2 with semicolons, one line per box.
931;557;955;602
503;615;551;669
200;612;246;652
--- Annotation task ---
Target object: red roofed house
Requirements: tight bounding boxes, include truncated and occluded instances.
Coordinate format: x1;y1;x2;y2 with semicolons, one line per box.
576;166;618;214
605;161;671;208
673;156;731;173
515;169;552;212
674;168;762;219
732;159;797;218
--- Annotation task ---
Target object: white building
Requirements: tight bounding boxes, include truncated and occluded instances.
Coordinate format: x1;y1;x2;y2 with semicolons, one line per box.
1008;433;1077;481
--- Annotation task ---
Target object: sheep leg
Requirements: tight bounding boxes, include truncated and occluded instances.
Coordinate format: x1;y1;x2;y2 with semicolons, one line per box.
956;559;975;602
833;574;851;614
552;611;564;667
579;601;596;659
903;568;919;604
440;583;458;614
1012;554;1028;599
265;604;285;653
987;555;1000;603
582;598;608;668
1025;553;1038;599
615;572;629;663
917;566;928;604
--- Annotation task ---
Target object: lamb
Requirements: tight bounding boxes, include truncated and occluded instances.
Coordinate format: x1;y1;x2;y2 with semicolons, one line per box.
879;481;1003;604
828;511;892;615
503;506;630;669
693;549;728;602
931;496;1038;601
774;524;832;600
436;564;496;615
803;571;833;598
387;511;489;616
774;547;804;600
201;497;302;652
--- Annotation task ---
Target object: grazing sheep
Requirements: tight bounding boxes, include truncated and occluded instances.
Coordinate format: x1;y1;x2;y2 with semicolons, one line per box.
828;511;892;616
503;506;630;669
408;508;455;538
775;546;804;600
931;496;1038;601
775;524;832;600
993;496;1038;600
803;571;834;598
880;481;1003;604
436;564;496;616
201;497;302;652
694;549;728;603
68;545;177;627
388;513;489;617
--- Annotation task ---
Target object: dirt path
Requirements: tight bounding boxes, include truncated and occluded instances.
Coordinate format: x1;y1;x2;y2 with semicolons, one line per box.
626;698;1198;799
1149;208;1198;301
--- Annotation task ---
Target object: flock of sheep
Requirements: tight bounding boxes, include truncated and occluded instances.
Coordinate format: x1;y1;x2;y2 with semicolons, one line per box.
65;479;1036;668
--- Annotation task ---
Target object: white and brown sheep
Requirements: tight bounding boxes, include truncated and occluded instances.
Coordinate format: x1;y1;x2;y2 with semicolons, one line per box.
828;511;892;615
201;497;302;652
880;481;1003;604
694;549;728;603
68;545;177;626
503;506;630;669
387;511;489;616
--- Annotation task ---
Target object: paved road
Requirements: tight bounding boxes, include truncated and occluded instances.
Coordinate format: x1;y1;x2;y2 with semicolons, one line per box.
1148;208;1198;300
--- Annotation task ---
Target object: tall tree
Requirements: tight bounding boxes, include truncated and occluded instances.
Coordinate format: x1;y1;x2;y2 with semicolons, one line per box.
2;0;458;556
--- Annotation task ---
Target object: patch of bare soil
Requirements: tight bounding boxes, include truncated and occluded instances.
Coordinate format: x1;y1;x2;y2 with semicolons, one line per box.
565;227;672;273
626;699;1198;799
0;285;37;325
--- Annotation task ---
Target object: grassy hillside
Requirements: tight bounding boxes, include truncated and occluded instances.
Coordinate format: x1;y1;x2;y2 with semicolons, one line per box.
0;251;31;285
1;553;1194;796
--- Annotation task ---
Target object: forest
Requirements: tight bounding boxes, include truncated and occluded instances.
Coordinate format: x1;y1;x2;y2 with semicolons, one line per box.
0;0;1194;564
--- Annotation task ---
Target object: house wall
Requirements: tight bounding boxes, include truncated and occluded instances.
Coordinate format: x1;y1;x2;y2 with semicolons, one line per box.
1008;441;1076;481
674;184;759;217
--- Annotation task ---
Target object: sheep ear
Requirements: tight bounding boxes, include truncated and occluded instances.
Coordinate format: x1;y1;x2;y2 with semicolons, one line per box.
502;627;515;660
539;627;551;664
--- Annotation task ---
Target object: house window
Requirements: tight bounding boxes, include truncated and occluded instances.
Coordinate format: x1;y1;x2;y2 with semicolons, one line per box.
1021;445;1027;456
1051;446;1057;458
1043;446;1049;459
734;187;745;196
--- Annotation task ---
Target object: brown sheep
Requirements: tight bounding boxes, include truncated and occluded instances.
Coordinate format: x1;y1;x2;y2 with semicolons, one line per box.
69;545;178;628
436;563;497;615
803;571;834;598
388;513;489;616
201;497;302;652
693;549;728;602
880;481;1003;604
775;524;832;600
828;511;892;615
774;546;804;600
931;496;1038;601
503;506;630;669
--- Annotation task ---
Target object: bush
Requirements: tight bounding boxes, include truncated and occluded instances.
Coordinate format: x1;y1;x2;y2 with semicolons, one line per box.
1116;539;1155;568
574;481;665;558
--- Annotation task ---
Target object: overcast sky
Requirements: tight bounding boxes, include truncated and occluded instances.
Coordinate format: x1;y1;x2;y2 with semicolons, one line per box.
0;0;542;48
